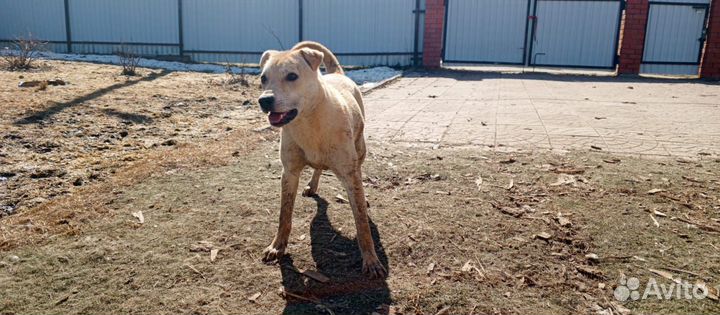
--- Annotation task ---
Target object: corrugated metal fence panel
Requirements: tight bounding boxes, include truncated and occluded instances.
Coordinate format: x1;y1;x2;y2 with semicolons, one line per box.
70;43;180;56
642;4;707;63
652;0;709;3
531;0;621;68
444;0;529;64
185;52;259;64
69;0;179;44
303;0;417;66
0;41;69;54
0;0;67;42
183;0;298;54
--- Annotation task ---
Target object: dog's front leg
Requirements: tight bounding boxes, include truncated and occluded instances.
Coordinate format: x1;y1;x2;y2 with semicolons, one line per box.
337;169;387;278
262;167;301;263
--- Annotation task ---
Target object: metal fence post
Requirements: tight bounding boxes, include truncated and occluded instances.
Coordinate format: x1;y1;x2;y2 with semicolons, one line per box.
413;0;423;66
178;0;184;57
64;0;72;53
298;0;304;43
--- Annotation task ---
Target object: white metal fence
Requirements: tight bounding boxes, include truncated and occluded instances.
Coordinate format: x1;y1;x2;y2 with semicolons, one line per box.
0;0;425;66
443;0;623;69
641;0;710;75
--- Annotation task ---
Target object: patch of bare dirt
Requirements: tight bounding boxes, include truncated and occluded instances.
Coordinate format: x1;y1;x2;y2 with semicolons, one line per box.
0;59;263;218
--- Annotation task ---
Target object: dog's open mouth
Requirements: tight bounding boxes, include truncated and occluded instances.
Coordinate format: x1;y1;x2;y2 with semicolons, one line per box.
267;109;298;127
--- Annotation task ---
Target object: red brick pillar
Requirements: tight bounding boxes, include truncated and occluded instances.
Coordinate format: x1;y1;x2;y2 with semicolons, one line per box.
618;0;649;75
423;0;445;68
701;0;720;80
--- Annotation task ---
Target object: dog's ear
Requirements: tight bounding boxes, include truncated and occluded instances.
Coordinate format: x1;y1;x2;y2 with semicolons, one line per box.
259;50;278;69
298;48;324;71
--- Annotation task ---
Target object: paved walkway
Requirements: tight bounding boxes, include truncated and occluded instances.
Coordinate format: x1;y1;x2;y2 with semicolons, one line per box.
363;71;720;158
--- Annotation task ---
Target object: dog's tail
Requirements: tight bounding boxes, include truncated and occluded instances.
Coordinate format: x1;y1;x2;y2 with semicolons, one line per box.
292;41;344;75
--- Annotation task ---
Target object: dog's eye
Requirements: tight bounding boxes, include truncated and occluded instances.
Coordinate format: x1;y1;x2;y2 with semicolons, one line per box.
260;75;267;84
286;73;298;81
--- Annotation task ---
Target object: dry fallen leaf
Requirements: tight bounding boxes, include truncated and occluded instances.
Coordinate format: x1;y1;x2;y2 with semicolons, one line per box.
576;265;605;279
248;292;262;303
427;262;435;275
499;157;516;164
557;215;572;227
461;260;474;273
550;174;576;186
505;179;514;190
699;282;719;301
335;194;348;203
499;206;524;217
302;270;329;283
553;167;585;175
131;211;144;224
534;232;552;240
610;302;632;315
682;175;704;183
190;241;214;252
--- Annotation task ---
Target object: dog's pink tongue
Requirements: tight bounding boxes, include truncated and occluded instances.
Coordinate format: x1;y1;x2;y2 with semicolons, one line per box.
268;112;286;125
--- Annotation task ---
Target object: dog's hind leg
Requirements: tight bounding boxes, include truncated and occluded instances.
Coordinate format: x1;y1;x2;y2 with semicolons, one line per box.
302;168;322;197
336;168;387;278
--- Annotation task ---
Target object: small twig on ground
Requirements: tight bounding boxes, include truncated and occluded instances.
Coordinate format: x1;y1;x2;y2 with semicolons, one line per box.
185;264;205;279
660;266;699;277
677;216;720;233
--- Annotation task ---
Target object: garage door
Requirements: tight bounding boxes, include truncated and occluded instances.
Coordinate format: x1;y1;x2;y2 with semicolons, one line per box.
443;0;530;64
528;0;623;68
641;1;709;75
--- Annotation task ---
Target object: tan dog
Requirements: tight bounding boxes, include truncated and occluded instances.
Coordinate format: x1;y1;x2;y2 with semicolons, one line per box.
257;41;386;278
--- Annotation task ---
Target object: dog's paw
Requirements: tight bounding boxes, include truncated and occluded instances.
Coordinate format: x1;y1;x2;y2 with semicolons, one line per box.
362;257;387;279
262;245;285;264
301;186;317;197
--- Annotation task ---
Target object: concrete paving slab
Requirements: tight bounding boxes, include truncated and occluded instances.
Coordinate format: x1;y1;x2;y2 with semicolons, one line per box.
364;71;720;158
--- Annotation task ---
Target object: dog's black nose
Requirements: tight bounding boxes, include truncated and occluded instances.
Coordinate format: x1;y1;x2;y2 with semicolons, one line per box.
258;95;275;113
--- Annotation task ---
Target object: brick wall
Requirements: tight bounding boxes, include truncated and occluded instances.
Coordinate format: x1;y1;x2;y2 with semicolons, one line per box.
422;0;445;68
618;0;649;75
701;0;720;80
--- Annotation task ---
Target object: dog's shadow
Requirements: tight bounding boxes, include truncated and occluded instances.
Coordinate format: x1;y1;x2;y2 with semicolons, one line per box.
280;196;391;315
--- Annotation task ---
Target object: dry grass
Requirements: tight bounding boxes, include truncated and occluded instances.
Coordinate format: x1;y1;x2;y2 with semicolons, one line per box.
1;136;718;315
1;60;719;315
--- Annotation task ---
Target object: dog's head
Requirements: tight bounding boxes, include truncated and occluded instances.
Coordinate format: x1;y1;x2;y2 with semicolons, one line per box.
257;48;324;127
